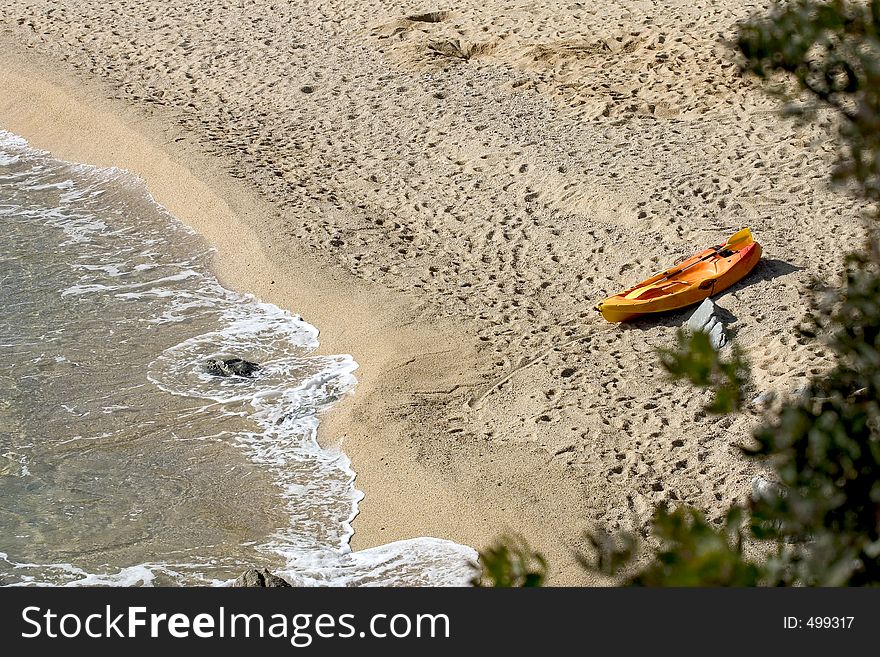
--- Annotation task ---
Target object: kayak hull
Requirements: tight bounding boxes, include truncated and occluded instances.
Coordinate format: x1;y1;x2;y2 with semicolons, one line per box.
597;239;762;323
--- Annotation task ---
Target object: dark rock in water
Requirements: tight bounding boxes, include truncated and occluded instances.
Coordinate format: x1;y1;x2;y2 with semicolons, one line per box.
204;357;261;378
227;358;261;377
233;568;292;587
203;359;227;377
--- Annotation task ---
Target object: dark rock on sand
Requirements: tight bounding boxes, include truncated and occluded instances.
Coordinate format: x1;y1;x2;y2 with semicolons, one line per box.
751;476;786;502
204;357;261;378
233;568;293;587
685;298;727;349
750;390;776;408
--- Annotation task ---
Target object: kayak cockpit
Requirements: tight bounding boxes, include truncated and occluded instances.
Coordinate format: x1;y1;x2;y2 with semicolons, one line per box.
623;279;690;301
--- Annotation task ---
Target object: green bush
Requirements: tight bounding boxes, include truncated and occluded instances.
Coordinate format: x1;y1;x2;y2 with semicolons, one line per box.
471;534;547;587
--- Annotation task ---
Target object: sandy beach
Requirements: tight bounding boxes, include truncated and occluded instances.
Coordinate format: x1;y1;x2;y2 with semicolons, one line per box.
0;1;871;584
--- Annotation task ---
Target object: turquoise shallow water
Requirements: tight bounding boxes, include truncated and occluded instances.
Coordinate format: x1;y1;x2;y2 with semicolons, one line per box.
0;131;474;586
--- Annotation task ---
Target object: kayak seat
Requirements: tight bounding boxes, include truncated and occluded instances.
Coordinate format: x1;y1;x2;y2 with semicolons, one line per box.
624;279;689;301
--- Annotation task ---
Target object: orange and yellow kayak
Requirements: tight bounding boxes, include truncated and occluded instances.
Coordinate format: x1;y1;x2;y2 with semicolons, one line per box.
596;228;762;323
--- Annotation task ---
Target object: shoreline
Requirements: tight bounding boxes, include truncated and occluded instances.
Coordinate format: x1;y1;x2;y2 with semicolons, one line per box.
0;45;590;583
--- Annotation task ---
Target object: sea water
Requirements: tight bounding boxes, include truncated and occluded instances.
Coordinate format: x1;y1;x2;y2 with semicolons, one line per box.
0;131;475;586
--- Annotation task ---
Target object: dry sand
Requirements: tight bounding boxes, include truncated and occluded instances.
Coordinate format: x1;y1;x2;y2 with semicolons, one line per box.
0;1;871;584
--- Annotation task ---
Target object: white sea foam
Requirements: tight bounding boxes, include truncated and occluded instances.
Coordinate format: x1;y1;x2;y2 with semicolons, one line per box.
0;552;229;587
0;451;30;478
